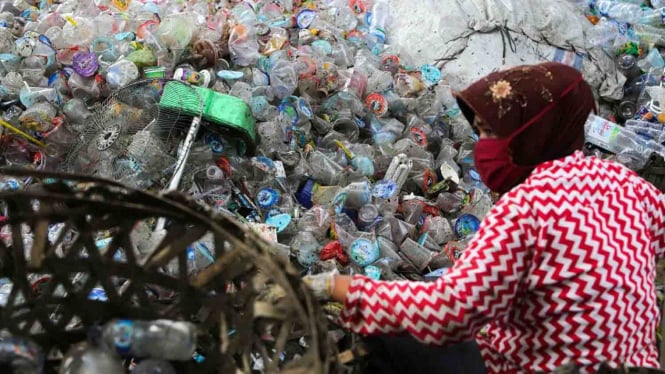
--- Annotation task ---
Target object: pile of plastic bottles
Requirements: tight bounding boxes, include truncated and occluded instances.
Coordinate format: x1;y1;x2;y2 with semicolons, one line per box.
0;0;497;284
0;319;197;372
573;0;665;166
0;0;660;371
0;0;501;371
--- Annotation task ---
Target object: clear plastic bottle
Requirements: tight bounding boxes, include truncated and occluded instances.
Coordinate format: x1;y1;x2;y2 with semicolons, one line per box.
631;23;665;46
585;18;620;49
640;7;665;27
366;0;389;53
105;59;139;88
229;24;260;67
369;0;389;39
637;47;665;72
585;114;664;169
59;342;123;374
269;60;298;99
101;319;197;361
593;1;648;25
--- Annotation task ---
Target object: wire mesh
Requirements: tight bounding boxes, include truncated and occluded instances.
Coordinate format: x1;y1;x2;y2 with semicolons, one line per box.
64;79;204;191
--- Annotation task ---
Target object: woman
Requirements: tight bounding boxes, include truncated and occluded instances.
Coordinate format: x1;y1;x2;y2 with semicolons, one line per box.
305;62;665;373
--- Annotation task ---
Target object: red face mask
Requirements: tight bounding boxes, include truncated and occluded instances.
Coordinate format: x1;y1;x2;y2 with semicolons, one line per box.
474;136;533;194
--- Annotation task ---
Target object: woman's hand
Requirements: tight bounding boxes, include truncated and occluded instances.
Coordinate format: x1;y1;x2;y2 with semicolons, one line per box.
302;271;352;303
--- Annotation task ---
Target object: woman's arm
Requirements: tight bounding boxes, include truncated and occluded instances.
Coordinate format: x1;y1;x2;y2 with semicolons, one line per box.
335;189;537;345
332;275;351;303
637;180;665;258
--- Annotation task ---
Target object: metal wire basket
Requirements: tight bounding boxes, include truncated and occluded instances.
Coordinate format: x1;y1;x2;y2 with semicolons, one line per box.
0;168;336;373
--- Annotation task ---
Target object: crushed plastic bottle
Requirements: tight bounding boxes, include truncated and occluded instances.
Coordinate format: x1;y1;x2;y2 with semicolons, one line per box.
0;0;513;365
101;319;197;361
59;341;124;374
585;114;665;169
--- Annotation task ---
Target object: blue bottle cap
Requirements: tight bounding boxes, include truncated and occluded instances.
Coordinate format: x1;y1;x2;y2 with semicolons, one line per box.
266;213;292;233
420;64;441;85
296;9;317;28
111;320;134;356
372;179;397;199
454;214;481;238
350;238;380;267
256;187;280;209
296;178;316;209
207;139;225;154
193;352;206;363
365;265;381;280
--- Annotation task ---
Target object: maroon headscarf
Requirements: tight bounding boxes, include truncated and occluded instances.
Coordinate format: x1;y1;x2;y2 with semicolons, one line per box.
455;62;596;184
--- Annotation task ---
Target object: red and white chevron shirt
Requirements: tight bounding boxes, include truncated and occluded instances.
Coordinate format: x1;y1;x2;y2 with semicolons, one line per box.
340;152;665;373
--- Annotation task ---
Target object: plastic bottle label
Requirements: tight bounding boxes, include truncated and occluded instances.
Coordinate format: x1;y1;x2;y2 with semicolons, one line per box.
454;214;480;238
274;161;286;179
296;9;316;28
256;188;280;209
587;115;620;145
372;180;397;199
332;192;348;215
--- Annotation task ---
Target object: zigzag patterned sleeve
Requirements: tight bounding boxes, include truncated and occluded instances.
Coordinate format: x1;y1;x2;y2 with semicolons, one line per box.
637;180;665;258
339;189;537;345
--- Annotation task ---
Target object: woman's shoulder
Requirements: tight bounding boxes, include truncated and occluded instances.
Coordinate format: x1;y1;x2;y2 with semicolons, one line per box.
520;151;642;192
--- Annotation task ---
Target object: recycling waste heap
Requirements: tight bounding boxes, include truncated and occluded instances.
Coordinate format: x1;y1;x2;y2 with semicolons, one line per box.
575;0;665;185
0;0;659;373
